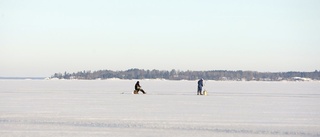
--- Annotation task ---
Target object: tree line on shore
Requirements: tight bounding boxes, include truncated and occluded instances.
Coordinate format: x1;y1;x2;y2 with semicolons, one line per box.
51;69;320;81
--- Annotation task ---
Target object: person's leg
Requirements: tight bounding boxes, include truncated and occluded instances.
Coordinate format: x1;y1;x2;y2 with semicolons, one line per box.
197;87;200;95
140;89;146;94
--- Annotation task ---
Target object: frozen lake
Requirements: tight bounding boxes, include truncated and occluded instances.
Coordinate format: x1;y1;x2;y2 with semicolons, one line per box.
0;80;319;137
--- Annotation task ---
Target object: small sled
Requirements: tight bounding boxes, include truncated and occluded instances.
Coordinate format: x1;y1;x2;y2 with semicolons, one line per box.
203;90;208;96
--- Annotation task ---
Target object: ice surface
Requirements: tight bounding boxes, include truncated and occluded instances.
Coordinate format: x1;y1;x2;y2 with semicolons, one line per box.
0;80;319;137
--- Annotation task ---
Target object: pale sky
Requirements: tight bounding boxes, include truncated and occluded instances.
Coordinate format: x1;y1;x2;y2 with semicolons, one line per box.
1;0;319;77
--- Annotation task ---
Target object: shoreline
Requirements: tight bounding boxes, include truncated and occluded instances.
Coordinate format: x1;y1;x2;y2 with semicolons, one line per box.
0;77;319;82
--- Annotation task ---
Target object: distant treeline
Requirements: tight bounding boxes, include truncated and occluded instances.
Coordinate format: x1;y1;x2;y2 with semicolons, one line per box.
51;69;320;81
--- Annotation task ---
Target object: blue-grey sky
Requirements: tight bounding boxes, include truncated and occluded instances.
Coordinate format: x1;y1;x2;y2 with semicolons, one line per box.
1;0;319;77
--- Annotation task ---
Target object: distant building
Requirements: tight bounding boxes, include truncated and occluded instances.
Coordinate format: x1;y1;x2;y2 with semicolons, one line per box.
292;77;312;81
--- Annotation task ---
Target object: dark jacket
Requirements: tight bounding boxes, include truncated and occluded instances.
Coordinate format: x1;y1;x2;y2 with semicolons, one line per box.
135;81;141;90
198;79;203;87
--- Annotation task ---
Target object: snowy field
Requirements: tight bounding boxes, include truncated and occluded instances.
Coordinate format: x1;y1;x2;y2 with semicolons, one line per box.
0;79;319;137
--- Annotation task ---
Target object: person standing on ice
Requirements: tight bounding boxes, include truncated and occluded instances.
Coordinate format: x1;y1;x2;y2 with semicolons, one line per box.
134;81;146;94
197;78;204;95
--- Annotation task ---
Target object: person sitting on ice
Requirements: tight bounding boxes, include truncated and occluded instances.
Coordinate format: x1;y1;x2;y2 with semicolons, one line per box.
134;81;146;94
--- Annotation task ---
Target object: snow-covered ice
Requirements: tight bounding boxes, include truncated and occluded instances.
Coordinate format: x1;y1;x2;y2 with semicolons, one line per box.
0;80;319;137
